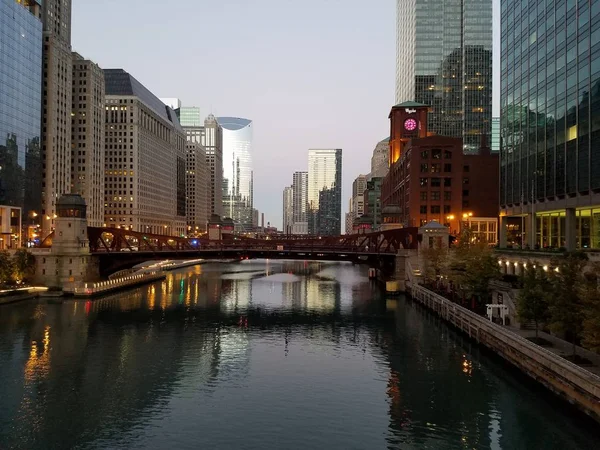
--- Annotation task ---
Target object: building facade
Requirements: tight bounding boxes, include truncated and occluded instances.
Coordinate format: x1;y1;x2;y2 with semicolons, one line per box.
500;0;600;251
382;102;499;233
395;0;493;153
41;0;73;236
292;171;308;234
185;141;209;233
352;174;367;219
308;149;342;235
71;53;105;227
217;117;253;231
103;69;186;236
204;114;223;217
0;0;42;246
282;186;293;235
370;137;390;179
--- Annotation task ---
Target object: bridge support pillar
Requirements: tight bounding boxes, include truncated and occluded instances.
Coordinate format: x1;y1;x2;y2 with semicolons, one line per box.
386;249;408;294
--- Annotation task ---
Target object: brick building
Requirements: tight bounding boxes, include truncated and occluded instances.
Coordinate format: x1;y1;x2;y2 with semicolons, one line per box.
381;102;499;236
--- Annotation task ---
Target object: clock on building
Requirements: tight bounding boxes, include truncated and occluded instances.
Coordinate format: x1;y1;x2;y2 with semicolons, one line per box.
404;118;417;131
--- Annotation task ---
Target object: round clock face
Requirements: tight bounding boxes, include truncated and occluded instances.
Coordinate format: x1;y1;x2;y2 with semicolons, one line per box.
404;118;417;131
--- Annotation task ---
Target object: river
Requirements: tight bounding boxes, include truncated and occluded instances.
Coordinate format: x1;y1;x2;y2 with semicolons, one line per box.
0;260;598;449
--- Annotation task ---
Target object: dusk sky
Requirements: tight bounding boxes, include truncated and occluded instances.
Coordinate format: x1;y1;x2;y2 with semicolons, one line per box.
73;0;500;230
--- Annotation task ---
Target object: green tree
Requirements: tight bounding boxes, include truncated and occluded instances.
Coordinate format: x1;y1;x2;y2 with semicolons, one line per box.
448;227;500;305
547;252;588;356
421;243;448;286
12;248;36;283
517;262;550;338
0;250;14;286
581;263;600;353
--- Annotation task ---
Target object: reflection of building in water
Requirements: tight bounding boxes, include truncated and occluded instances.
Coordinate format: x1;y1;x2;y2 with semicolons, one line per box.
281;279;307;309
305;277;340;312
220;279;252;311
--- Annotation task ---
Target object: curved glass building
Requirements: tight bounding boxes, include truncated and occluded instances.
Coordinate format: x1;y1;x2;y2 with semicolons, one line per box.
217;117;253;231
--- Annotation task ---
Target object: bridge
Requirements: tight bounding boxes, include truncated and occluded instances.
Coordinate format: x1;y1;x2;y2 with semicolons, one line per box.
39;226;419;276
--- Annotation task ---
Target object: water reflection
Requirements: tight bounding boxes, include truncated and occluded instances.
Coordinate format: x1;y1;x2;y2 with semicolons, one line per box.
0;260;598;450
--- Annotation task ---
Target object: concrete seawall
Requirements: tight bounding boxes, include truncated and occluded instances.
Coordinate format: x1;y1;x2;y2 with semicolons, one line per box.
410;284;600;423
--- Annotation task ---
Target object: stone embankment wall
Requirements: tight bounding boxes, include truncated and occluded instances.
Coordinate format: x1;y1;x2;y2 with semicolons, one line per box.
410;284;600;423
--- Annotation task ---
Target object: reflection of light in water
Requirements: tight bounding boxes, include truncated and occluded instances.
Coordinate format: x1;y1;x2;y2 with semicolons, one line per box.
221;279;252;311
24;326;51;384
306;278;336;312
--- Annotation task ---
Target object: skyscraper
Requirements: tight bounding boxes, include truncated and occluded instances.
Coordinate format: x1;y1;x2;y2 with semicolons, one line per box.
71;53;105;227
0;0;42;248
292;171;308;234
282;186;293;235
41;0;73;236
204;114;223;217
217;117;253;231
185;141;209;233
499;0;600;251
395;0;493;153
308;149;342;235
370;137;389;179
103;69;186;236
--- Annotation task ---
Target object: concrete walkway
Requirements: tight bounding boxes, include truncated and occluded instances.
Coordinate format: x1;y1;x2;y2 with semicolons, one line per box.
504;325;600;376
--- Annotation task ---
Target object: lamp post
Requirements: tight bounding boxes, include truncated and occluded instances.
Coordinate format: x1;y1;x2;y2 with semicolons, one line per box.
462;212;473;241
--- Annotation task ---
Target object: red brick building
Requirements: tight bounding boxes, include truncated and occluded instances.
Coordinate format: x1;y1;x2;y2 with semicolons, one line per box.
381;102;499;234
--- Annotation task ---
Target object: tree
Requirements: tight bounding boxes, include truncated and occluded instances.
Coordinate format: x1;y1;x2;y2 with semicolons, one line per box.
0;250;14;286
581;262;600;353
517;262;550;338
421;243;448;287
547;252;588;356
447;227;500;306
12;248;36;283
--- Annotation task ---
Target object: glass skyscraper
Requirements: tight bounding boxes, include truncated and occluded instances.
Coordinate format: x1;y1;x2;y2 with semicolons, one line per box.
500;0;600;250
308;149;342;236
0;0;43;246
217;117;253;231
396;0;493;153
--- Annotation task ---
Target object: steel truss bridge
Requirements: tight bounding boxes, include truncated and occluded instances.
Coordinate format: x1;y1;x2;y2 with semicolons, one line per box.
39;227;419;276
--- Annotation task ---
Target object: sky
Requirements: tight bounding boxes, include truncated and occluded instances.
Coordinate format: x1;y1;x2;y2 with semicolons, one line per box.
72;0;500;230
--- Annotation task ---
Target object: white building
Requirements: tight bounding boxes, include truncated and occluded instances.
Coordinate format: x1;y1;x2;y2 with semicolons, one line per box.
185;141;209;233
103;69;186;236
282;186;294;235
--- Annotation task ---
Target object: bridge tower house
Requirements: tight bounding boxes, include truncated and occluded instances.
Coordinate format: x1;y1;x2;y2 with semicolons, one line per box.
33;194;99;290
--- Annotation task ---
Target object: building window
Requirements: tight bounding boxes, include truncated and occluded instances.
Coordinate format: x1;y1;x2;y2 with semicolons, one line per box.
444;150;452;159
420;205;427;214
431;205;441;214
463;178;470;185
444;164;452;172
420;178;428;187
463;200;470;208
444;178;452;187
463;165;470;172
431;163;441;173
432;149;442;159
431;191;440;200
420;192;427;201
444;191;451;201
421;150;428;159
443;205;451;214
420;163;429;173
463;190;470;197
431;177;441;187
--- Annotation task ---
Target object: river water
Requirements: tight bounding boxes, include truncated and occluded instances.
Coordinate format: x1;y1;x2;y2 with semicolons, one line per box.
0;260;598;450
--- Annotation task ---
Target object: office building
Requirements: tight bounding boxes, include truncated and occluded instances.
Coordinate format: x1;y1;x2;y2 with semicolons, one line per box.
185;141;209;233
292;171;308;234
0;0;42;247
500;0;600;251
363;177;383;231
103;69;186;236
370;137;389;179
283;186;293;235
395;0;493;153
218;117;253;231
204;114;223;217
352;174;367;218
308;149;342;235
41;0;73;236
71;53;105;227
491;117;500;153
382;102;498;235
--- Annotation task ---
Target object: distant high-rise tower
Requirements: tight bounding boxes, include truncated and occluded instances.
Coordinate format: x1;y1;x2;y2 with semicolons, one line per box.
71;53;105;227
185;141;209;232
41;0;73;236
282;186;293;235
370;138;389;179
104;69;186;236
395;0;492;153
204;114;223;217
217;117;253;231
308;149;342;235
292;171;308;235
